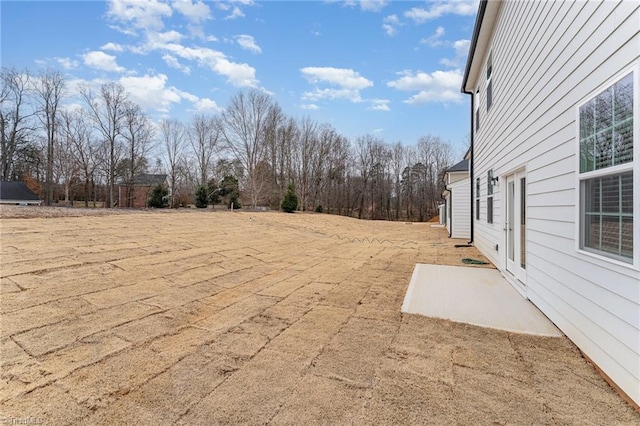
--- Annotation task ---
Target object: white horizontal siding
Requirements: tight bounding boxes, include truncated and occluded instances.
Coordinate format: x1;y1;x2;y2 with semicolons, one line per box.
469;0;640;405
528;219;574;241
444;193;451;235
448;172;468;184
450;179;470;239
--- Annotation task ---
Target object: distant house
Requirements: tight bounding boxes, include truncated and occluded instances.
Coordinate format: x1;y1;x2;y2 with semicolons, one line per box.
0;181;41;205
118;174;167;208
442;158;470;239
462;1;638;406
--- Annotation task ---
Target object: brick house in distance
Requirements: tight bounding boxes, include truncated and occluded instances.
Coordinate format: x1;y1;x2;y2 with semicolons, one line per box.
118;174;167;208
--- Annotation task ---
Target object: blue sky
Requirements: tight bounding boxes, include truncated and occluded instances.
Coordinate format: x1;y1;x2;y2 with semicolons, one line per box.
1;0;478;153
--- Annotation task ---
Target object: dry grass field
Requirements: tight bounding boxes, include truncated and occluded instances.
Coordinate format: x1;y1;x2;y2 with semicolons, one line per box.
1;206;638;425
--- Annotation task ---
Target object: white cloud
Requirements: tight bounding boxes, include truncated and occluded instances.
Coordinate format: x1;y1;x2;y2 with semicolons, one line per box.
332;0;388;12
105;0;260;89
101;42;124;52
369;99;390;111
440;39;470;68
83;51;126;73
223;0;256;18
303;88;364;103
300;103;320;110
384;14;400;25
421;26;445;47
404;0;477;24
64;73;197;116
224;6;245;20
211;57;258;87
193;97;223;112
158;43;259;87
382;14;401;37
300;67;373;103
172;0;211;23
172;0;211;37
172;88;199;103
179;48;247;83
146;30;185;46
107;0;173;33
359;0;388;12
301;67;373;90
387;69;463;104
382;24;396;37
235;35;262;54
118;73;183;112
56;57;79;70
162;54;191;74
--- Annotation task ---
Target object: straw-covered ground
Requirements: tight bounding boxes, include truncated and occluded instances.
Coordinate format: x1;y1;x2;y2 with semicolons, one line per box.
1;206;638;425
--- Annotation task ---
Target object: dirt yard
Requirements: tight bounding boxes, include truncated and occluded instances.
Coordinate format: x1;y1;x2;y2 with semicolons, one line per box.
1;206;638;425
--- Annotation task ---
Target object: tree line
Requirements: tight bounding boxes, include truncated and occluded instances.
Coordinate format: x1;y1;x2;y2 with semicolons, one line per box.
1;67;458;221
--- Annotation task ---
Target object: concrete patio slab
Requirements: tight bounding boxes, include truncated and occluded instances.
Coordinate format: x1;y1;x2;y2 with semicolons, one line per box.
402;264;563;337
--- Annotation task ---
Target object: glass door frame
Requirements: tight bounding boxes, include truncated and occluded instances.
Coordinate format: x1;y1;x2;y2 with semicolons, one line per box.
504;169;527;286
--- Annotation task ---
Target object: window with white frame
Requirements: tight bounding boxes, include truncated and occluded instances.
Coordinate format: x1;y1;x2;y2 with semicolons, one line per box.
578;71;634;263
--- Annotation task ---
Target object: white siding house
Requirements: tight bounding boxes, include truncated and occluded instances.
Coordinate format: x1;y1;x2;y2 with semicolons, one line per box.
443;159;470;239
462;0;639;406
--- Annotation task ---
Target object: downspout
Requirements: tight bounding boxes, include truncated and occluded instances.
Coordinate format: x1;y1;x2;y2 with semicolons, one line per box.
464;93;474;245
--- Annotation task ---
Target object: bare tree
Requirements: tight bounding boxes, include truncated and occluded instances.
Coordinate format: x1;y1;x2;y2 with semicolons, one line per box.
0;67;35;181
159;118;186;208
33;70;65;205
263;103;285;208
121;102;155;207
295;116;318;211
61;109;100;206
417;135;454;219
220;89;274;209
80;82;128;208
354;134;381;219
391;141;405;220
309;124;335;211
56;110;82;205
189;114;220;187
324;132;349;215
401;146;417;220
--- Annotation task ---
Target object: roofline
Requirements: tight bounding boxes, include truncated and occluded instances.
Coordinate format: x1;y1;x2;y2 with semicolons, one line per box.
461;0;488;94
461;1;501;94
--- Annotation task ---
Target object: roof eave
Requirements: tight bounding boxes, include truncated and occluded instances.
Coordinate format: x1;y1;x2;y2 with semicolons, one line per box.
461;0;502;93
